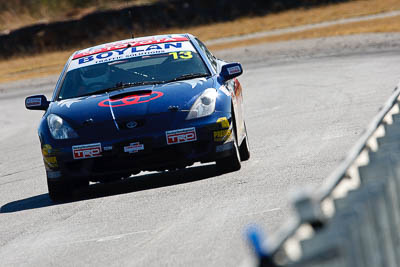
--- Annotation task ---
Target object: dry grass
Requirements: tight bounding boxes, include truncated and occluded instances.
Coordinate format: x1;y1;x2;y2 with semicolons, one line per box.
208;15;400;51
0;51;73;82
1;0;400;83
163;0;400;41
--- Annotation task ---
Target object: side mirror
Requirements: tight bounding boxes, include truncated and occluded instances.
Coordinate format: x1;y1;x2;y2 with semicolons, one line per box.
25;95;49;111
220;63;243;82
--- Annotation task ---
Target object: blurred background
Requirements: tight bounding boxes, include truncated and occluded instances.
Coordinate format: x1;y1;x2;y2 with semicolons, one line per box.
0;0;153;32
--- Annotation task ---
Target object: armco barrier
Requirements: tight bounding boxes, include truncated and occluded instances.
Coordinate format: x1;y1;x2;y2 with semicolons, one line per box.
248;83;400;267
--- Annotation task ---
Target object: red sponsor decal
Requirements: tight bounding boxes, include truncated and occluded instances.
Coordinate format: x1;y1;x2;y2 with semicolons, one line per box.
73;37;189;59
124;142;144;153
98;91;163;107
166;127;197;145
72;143;102;159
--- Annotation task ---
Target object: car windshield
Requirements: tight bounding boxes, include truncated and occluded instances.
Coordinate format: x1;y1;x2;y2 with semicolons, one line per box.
57;41;210;100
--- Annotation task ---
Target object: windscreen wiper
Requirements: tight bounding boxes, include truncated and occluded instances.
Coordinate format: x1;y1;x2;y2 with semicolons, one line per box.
77;87;115;97
163;73;210;83
77;81;161;97
113;81;161;89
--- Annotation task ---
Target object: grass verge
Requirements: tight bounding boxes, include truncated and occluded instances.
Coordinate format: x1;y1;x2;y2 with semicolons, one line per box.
164;0;400;42
1;0;400;83
208;14;400;51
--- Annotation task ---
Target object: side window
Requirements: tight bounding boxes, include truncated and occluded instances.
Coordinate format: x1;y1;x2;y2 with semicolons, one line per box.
195;38;218;71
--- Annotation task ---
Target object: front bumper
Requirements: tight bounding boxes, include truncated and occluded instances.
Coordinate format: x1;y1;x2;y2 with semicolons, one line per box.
42;113;234;181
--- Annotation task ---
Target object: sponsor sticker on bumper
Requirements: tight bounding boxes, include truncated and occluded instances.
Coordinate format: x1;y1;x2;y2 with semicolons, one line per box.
103;146;113;151
214;129;232;142
166;127;197;145
72;143;102;159
214;117;232;142
124;142;144;153
44;156;58;169
42;144;53;156
217;117;230;129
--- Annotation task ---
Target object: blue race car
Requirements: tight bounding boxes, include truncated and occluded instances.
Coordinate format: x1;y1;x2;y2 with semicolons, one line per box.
25;34;250;201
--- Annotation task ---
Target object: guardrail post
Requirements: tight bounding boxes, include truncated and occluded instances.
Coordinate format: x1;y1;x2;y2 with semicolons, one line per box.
292;189;324;228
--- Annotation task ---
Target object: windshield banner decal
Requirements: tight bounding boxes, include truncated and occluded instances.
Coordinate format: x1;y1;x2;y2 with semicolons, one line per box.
73;36;189;59
69;41;196;71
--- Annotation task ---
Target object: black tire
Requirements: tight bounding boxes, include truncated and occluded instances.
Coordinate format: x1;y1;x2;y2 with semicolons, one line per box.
47;178;88;202
239;122;250;161
47;179;71;201
216;119;241;173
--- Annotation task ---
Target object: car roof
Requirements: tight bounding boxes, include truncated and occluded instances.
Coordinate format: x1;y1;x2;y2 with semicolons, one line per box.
72;33;191;60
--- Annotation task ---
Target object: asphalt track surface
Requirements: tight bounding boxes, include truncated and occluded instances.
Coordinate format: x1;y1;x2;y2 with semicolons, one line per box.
1;34;400;266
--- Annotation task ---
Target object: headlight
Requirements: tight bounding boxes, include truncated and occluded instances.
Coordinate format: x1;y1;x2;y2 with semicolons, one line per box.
186;88;217;120
47;114;78;139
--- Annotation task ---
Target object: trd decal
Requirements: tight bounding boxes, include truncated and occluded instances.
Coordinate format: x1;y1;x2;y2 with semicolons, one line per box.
72;143;102;159
98;91;163;107
166;127;197;145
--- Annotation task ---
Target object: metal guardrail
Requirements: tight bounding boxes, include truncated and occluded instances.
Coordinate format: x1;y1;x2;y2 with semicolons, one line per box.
248;82;400;267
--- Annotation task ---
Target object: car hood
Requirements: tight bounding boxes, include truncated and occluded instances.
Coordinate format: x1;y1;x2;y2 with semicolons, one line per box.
49;77;214;137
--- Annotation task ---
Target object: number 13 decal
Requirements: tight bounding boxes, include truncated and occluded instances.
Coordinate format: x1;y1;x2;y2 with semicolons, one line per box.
169;51;193;60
